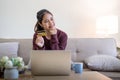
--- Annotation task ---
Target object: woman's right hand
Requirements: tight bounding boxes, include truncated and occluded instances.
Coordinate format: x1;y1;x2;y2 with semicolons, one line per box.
35;35;44;47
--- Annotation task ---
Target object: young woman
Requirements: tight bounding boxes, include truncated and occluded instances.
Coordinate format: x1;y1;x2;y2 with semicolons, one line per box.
33;9;68;50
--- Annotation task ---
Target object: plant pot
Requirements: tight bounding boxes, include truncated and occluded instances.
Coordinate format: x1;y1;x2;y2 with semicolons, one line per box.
4;67;19;80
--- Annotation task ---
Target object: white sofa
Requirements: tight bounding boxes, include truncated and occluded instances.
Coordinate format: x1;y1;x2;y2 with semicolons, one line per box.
0;38;120;79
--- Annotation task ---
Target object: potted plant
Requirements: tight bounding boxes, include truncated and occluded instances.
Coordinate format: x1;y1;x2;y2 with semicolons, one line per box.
0;56;26;79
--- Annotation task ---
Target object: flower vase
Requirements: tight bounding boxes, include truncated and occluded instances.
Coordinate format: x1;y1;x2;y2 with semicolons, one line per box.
4;67;19;80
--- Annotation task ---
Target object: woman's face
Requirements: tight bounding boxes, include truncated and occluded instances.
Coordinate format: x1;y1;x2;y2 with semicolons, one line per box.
39;13;55;31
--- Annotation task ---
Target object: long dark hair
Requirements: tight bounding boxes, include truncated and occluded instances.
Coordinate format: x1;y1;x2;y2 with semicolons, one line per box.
34;9;53;32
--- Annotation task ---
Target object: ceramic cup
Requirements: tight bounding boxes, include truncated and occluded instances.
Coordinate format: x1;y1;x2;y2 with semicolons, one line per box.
73;62;83;73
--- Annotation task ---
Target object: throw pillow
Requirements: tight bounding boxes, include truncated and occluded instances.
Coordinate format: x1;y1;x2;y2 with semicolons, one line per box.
84;55;120;71
0;42;19;58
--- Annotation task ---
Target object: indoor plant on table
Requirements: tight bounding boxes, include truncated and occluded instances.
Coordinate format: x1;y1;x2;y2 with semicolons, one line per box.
0;56;25;79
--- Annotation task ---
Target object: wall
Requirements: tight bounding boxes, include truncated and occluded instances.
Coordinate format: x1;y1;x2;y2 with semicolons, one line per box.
0;0;120;39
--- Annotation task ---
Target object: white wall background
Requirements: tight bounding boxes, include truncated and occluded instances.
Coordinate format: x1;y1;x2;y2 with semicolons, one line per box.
0;0;120;39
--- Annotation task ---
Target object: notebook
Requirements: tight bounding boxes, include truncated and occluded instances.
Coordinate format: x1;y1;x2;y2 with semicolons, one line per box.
30;50;71;76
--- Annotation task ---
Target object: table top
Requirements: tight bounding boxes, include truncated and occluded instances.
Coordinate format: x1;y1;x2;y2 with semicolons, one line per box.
0;70;112;80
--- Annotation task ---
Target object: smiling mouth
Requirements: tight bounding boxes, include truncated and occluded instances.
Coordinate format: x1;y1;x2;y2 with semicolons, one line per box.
49;26;53;28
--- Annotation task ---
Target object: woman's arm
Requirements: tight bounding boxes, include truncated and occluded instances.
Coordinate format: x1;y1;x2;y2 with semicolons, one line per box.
50;32;68;50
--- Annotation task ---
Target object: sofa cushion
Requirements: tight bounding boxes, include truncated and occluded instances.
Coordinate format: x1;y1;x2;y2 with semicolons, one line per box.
84;55;120;71
0;42;19;58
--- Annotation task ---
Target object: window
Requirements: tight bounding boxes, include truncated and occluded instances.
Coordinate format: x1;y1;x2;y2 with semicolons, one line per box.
96;16;118;35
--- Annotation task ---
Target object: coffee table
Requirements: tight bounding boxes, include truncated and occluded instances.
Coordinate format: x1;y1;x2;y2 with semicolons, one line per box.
0;71;112;80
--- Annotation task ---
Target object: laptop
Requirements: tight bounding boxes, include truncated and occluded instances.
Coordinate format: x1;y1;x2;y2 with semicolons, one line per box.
30;50;71;76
